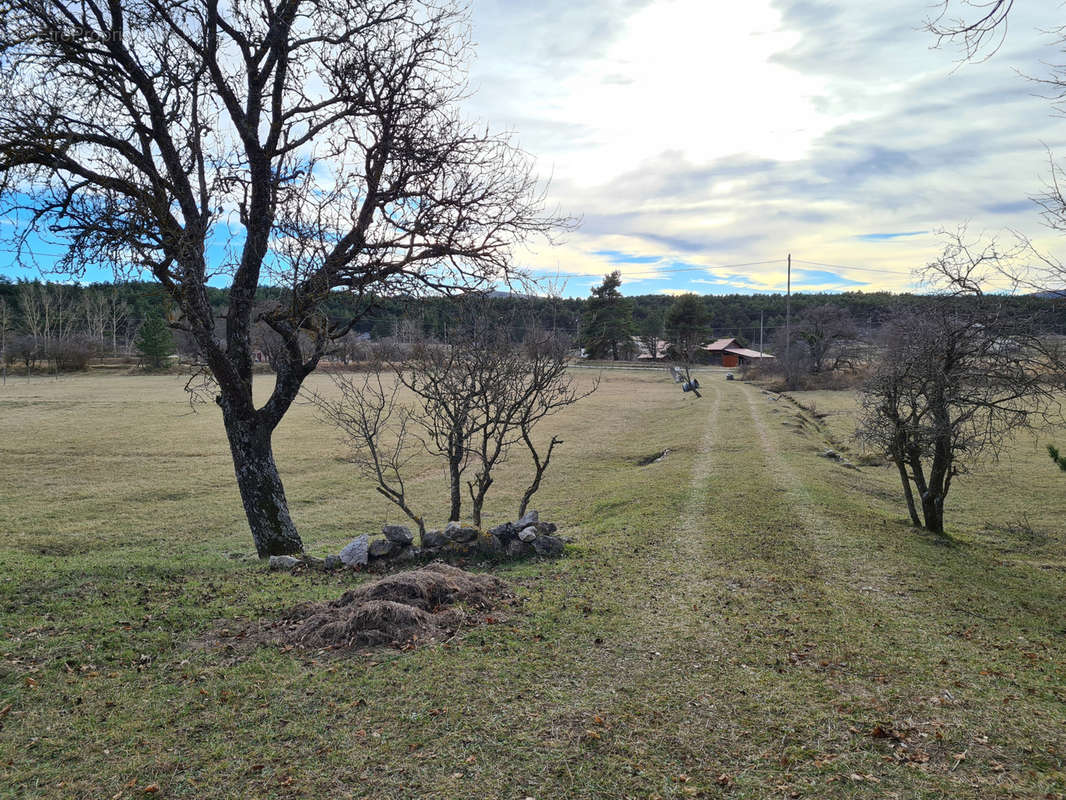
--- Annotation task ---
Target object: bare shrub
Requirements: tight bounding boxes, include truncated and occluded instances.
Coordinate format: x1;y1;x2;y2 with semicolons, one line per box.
857;303;1062;535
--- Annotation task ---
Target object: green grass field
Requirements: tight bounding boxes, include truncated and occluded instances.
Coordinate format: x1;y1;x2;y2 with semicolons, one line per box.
1;369;1064;799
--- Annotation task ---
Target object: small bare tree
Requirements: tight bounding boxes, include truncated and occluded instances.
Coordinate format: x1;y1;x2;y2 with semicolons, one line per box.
313;301;595;531
464;327;594;526
395;307;594;526
311;371;425;537
857;303;1061;535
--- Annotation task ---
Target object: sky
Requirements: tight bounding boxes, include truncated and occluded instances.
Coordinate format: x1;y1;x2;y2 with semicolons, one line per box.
2;0;1064;297
464;0;1066;296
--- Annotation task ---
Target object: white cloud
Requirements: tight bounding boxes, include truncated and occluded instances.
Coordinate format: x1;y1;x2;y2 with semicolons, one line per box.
462;0;1066;295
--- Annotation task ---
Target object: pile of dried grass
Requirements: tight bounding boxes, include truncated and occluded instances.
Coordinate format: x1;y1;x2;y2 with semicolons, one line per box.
268;563;509;651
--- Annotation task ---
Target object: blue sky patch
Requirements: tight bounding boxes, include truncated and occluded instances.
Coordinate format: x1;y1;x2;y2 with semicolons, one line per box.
591;250;662;264
854;231;928;242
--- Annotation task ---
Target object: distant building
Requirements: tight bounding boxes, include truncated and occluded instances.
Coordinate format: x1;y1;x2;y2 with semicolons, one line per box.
631;336;670;360
701;337;775;367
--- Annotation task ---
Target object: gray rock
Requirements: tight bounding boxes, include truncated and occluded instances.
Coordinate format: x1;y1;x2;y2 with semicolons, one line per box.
301;555;327;570
269;555;301;571
445;523;478;543
488;522;517;544
516;510;539;529
535;521;558;535
368;537;397;558
518;525;538;543
382;524;414;545
421;530;447;549
339;534;370;567
532;534;565;557
506;539;531;557
476;532;503;556
324;554;343;570
822;449;840;460
394;545;418;562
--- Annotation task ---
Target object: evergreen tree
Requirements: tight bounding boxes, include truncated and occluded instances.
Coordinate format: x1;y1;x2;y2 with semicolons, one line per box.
580;271;634;360
664;293;709;363
135;315;174;370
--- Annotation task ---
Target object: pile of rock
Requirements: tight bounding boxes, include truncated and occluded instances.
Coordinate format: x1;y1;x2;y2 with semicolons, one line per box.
821;449;859;470
483;510;565;558
268;511;565;572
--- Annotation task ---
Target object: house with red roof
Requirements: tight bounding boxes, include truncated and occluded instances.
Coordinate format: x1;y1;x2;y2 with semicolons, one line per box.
701;337;775;368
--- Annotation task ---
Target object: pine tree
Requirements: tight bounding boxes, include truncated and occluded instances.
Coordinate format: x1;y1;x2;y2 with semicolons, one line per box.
135;315;174;370
665;293;709;363
580;271;634;360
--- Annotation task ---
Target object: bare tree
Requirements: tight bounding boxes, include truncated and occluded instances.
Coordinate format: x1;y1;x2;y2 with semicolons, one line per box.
107;288;130;356
792;303;859;374
772;325;809;388
18;283;44;345
82;289;110;344
917;226;1031;296
6;334;38;373
464;326;594;526
0;298;10;363
395;311;593;527
310;370;425;538
857;302;1060;535
395;337;484;524
0;0;560;556
927;5;1066;294
314;300;594;531
926;0;1014;62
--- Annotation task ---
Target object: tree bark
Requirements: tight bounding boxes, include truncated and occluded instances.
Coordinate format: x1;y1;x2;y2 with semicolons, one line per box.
894;458;922;527
221;406;303;557
518;433;560;518
448;453;463;522
920;489;945;535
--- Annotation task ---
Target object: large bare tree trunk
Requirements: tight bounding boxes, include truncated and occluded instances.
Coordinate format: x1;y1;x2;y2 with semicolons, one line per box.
448;453;463;522
221;406;303;557
920;490;945;535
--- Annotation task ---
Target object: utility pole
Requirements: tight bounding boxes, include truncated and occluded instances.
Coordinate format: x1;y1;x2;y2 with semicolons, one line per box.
785;253;791;368
759;310;764;356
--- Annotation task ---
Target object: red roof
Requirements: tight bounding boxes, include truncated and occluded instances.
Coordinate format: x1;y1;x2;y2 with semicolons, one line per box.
703;337;738;351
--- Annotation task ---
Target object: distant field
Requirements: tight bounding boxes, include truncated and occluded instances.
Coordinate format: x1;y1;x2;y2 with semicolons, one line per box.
1;369;1064;799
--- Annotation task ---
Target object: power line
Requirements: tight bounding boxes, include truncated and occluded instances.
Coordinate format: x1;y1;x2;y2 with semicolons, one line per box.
526;259;783;280
791;258;915;277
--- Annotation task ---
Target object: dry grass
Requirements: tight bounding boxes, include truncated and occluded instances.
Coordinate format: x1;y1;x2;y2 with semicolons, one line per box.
265;563;511;651
1;367;1064;799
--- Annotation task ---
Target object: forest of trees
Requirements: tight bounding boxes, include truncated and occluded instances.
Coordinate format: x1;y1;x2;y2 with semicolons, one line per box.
0;275;1062;371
